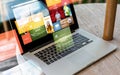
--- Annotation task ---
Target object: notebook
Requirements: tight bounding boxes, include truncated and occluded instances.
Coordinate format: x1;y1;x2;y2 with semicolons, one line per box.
5;0;117;75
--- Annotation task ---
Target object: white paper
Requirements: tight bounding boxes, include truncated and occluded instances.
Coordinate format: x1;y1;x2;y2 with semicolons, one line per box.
1;60;45;75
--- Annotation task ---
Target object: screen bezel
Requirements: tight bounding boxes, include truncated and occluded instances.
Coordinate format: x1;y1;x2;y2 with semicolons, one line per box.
7;0;79;53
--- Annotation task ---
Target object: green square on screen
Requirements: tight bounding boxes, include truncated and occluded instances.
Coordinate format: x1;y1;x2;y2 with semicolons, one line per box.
53;27;74;52
30;26;47;41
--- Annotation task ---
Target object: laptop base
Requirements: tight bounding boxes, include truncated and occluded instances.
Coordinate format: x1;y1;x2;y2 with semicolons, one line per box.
24;29;117;75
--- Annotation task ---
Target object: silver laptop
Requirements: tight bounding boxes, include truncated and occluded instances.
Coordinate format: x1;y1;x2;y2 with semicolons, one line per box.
7;0;117;75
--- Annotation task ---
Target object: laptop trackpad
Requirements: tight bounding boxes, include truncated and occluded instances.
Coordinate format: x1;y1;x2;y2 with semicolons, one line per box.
67;50;94;70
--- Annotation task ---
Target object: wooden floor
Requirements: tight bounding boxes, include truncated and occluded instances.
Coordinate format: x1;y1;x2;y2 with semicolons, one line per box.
74;3;120;75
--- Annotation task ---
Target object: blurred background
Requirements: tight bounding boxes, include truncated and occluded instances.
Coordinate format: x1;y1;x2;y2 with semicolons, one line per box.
82;0;106;3
77;0;120;3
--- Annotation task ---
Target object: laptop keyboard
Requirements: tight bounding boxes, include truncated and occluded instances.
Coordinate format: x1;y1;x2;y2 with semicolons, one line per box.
34;33;93;65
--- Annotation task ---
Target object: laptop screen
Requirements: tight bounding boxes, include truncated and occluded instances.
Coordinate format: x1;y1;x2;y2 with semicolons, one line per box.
7;0;79;53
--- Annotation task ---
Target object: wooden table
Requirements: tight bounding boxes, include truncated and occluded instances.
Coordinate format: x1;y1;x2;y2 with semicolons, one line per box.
74;3;120;75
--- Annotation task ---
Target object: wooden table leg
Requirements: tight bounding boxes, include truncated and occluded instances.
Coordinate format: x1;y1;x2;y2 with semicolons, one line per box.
103;0;118;41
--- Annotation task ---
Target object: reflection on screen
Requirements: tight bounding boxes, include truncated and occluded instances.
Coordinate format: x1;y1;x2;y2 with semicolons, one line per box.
53;27;74;52
12;0;74;45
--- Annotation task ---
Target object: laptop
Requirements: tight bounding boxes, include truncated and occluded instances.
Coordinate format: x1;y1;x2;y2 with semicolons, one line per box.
6;0;117;75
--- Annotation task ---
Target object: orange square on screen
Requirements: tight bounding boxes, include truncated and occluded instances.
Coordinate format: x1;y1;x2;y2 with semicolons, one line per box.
46;0;61;7
21;32;32;45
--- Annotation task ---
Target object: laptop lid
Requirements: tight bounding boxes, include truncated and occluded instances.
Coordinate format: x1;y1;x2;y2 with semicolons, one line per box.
7;0;79;53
